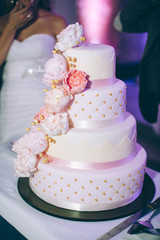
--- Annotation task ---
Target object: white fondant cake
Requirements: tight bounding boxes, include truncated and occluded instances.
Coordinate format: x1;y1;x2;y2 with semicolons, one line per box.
13;23;147;213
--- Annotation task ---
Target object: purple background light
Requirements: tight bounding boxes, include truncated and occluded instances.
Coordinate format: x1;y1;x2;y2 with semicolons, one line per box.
55;0;146;64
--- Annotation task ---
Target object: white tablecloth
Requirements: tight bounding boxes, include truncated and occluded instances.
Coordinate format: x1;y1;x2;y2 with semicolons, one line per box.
0;144;160;240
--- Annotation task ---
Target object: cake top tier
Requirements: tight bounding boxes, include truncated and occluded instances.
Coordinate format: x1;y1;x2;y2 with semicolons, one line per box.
63;43;116;81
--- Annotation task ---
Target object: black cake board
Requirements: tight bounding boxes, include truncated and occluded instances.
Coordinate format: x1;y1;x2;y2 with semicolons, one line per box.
17;174;155;222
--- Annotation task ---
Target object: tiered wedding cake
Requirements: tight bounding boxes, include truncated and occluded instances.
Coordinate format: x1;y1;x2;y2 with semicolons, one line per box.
13;23;146;212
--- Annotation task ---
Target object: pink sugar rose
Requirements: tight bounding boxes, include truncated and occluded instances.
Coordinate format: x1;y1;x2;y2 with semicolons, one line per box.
34;106;48;123
55;22;84;51
42;54;67;86
44;86;71;113
63;69;88;94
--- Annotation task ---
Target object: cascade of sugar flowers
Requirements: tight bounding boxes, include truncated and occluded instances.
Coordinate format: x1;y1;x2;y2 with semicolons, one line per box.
12;22;88;177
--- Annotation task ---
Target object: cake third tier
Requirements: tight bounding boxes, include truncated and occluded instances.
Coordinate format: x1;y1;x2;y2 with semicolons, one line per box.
47;112;136;164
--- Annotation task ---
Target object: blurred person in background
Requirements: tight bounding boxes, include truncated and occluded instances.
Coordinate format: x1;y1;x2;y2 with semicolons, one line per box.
114;0;160;135
0;0;66;143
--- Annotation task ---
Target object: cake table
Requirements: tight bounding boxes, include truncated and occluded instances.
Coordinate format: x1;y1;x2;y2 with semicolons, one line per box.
0;144;160;240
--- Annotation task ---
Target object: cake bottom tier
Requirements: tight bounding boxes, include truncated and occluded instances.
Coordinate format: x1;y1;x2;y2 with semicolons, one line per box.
29;144;146;212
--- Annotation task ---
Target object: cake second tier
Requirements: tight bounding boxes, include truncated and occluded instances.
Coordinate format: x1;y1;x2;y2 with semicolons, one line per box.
68;79;127;126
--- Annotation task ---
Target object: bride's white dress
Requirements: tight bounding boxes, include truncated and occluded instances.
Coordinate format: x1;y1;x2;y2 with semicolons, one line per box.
0;34;55;143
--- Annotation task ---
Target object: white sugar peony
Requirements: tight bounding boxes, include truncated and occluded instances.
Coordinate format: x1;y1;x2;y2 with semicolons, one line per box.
55;22;84;51
12;134;29;154
13;127;48;177
42;54;67;86
14;150;37;177
41;112;69;137
27;127;48;154
44;86;71;113
12;127;48;155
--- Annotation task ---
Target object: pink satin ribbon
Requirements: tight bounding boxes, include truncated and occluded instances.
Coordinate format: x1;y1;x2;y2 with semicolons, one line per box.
87;78;117;88
69;114;125;129
47;151;136;170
